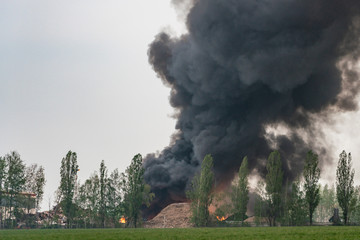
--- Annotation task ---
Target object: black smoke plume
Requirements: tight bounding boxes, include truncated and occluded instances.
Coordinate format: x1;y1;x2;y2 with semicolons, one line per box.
144;0;360;217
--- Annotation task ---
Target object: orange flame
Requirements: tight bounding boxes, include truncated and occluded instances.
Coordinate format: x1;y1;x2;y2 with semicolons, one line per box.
216;216;227;221
120;217;126;224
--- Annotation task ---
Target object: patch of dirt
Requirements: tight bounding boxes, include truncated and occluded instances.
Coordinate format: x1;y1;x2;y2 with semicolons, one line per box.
144;203;193;228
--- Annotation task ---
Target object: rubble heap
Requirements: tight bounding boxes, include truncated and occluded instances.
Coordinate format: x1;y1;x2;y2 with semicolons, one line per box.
144;203;192;228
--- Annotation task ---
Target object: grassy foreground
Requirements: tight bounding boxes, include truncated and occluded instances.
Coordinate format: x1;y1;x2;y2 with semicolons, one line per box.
0;226;360;240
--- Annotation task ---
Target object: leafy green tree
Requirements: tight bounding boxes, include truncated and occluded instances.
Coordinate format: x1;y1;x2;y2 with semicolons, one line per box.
187;154;214;227
231;156;249;221
122;154;154;228
24;164;37;215
265;150;283;226
303;150;320;225
99;160;107;228
24;164;45;227
107;169;123;227
288;180;307;226
75;183;83;226
34;166;46;211
25;164;46;212
77;184;88;227
79;173;100;227
4;151;26;227
0;156;6;228
336;150;355;225
58;151;79;228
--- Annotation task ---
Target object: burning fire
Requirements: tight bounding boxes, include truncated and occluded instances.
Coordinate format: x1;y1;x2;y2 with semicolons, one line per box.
120;217;126;224
216;216;227;221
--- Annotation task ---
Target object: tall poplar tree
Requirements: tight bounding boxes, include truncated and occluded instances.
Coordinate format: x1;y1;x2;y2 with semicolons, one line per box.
187;154;214;227
122;154;154;228
265;150;283;226
0;156;7;228
99;160;107;228
231;156;249;221
303;150;320;225
34;166;46;211
59;151;79;228
4;151;26;227
336;150;355;225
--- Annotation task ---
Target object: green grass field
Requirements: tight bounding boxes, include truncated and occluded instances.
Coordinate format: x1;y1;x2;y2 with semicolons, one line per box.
0;226;360;240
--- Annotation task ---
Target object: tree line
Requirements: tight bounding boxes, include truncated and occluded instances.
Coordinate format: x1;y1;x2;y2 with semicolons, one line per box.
187;150;359;227
0;150;154;229
55;151;154;228
1;148;358;229
0;151;45;228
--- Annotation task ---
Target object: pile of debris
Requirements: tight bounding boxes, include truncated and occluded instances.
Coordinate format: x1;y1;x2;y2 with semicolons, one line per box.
144;203;192;228
35;204;67;227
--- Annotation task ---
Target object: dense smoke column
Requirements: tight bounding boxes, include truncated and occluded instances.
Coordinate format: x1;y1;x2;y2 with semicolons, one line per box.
144;0;360;217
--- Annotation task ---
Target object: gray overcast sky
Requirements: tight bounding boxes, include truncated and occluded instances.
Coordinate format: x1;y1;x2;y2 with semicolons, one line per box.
1;1;360;211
